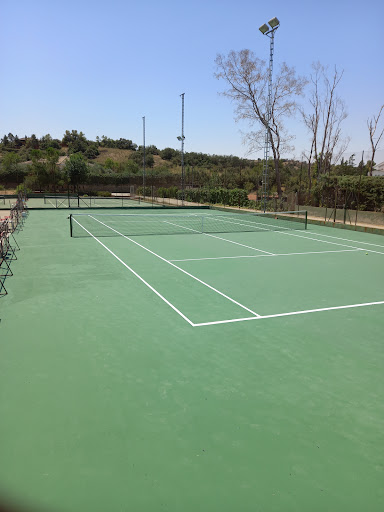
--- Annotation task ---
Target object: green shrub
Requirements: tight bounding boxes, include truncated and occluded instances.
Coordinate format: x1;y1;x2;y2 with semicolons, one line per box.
136;186;152;196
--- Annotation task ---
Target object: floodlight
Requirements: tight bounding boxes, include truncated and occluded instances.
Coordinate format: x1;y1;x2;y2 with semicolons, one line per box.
259;23;269;34
268;17;279;28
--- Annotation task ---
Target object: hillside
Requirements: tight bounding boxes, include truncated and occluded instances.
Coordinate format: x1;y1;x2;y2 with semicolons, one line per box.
93;147;135;165
93;147;173;170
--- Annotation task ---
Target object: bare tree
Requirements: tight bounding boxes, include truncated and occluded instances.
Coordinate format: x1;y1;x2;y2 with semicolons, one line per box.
367;105;384;176
301;63;322;197
301;63;349;182
215;50;307;197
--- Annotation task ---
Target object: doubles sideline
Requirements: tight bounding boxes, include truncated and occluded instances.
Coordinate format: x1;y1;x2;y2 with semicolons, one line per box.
72;216;384;327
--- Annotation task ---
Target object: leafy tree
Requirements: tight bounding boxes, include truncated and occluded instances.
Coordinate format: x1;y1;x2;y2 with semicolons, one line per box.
14;135;22;149
244;181;255;194
30;150;49;191
160;147;177;160
39;134;53;150
84;143;99;159
39;134;61;150
26;134;39;149
62;130;85;145
104;158;119;170
1;151;21;172
99;135;116;148
116;138;137;150
65;153;89;191
121;160;140;174
97;136;138;150
129;150;154;168
45;147;60;191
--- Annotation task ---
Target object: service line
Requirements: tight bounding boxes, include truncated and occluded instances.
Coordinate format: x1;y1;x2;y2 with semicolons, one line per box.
89;216;261;318
193;300;384;327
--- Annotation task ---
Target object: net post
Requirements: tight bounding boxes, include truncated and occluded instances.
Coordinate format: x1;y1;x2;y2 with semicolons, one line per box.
69;214;73;237
305;210;307;230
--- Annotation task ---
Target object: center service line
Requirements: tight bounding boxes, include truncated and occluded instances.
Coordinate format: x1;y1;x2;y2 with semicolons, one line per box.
89;216;262;318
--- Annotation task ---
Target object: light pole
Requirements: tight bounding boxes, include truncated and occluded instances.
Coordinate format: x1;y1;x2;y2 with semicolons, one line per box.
177;93;185;206
142;116;146;202
259;17;280;213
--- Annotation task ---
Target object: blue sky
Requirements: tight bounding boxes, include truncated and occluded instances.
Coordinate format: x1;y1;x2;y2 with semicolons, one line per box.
1;0;383;162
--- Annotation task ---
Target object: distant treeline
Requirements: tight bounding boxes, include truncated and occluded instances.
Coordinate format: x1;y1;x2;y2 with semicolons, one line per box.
0;129;382;212
0;130;257;169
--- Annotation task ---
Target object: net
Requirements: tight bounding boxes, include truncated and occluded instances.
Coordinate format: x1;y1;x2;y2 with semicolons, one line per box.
43;195;143;208
70;210;307;237
44;196;78;207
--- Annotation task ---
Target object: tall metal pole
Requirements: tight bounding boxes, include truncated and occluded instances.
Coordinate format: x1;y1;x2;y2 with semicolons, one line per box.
355;150;364;227
178;93;185;206
142;116;146;202
260;19;279;213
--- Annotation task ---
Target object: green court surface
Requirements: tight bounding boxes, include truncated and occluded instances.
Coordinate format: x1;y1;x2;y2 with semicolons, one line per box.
1;208;384;512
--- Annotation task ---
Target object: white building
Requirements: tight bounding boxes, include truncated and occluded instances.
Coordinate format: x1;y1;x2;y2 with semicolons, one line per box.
372;162;384;176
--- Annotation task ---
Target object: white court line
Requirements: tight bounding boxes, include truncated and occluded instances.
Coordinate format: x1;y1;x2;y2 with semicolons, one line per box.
216;213;384;255
211;215;384;255
72;215;384;327
170;248;361;262
208;214;292;233
277;230;384;255
164;220;274;255
193;300;384;327
89;216;261;317
209;213;384;254
71;217;195;326
305;230;384;249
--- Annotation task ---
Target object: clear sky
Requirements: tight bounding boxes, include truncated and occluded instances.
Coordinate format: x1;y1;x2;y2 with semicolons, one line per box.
1;0;383;162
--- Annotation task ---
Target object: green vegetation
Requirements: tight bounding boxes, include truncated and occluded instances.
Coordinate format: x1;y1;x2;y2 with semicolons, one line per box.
0;130;383;212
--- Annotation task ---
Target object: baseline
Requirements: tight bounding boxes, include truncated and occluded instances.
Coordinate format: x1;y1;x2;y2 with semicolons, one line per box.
193;300;384;327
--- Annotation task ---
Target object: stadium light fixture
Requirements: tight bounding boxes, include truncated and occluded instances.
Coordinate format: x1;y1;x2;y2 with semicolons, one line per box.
259;23;269;35
268;17;279;28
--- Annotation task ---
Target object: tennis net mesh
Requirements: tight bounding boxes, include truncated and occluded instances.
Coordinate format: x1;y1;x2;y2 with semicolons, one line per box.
70;210;307;237
44;195;142;208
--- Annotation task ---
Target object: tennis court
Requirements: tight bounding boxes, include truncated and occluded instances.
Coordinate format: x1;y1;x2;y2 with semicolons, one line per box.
1;206;384;511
